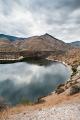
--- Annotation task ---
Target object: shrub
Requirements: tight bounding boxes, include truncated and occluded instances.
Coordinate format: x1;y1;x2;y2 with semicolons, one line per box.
19;99;33;105
71;66;77;77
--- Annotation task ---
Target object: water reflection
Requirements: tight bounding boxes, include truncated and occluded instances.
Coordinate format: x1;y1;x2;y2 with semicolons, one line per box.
0;62;70;105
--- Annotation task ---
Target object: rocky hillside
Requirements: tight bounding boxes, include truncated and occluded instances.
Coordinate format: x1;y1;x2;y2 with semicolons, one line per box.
0;33;71;52
0;33;80;63
0;39;18;52
48;48;80;65
14;33;71;51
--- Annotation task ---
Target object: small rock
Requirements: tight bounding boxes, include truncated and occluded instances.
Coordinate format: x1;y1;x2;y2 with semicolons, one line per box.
55;88;65;94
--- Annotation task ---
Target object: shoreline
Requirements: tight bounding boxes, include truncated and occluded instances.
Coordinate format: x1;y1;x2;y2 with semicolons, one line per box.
0;58;80;120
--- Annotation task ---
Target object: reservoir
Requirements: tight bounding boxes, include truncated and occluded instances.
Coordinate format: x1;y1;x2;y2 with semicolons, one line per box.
0;61;71;105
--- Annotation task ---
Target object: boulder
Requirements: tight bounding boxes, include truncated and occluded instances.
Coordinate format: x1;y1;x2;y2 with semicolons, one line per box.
65;84;80;95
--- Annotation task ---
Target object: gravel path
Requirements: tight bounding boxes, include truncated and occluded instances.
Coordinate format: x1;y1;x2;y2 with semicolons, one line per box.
8;103;80;120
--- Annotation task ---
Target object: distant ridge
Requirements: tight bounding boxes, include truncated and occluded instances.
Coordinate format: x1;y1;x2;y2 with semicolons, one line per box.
69;41;80;48
0;34;21;41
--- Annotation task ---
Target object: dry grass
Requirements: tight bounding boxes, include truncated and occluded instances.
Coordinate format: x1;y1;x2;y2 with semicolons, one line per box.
0;110;8;120
0;104;9;120
7;93;80;116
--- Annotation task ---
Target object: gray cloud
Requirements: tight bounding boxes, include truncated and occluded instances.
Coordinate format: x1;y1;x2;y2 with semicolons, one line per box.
0;0;80;42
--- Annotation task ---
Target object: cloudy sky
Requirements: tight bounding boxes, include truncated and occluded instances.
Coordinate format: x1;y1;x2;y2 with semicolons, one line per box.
0;0;80;42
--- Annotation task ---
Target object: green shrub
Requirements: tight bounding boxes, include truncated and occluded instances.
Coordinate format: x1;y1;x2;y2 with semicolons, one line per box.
20;98;33;105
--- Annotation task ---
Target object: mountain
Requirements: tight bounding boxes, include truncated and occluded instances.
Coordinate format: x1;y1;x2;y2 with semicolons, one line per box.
0;33;80;65
0;34;19;52
0;34;19;41
0;33;72;52
69;41;80;48
14;33;71;51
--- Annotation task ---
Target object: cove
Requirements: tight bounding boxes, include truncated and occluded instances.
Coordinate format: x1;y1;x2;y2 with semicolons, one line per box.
0;61;71;105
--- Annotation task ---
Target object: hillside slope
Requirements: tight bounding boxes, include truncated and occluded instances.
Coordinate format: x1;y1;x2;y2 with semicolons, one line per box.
14;33;71;51
0;33;72;52
0;33;79;64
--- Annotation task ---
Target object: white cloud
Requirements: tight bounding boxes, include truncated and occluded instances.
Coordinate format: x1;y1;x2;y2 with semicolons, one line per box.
0;0;80;42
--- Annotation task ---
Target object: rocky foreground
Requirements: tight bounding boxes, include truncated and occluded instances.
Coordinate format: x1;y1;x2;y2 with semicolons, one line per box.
8;103;80;120
4;65;79;120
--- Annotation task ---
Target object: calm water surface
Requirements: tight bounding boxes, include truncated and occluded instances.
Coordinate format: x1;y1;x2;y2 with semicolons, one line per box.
0;61;71;105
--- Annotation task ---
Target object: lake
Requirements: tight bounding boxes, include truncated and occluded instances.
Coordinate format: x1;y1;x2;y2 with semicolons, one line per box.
0;61;71;105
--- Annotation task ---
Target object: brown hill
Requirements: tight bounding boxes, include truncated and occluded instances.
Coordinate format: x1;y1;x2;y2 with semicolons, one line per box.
0;39;18;52
14;33;71;51
0;33;73;52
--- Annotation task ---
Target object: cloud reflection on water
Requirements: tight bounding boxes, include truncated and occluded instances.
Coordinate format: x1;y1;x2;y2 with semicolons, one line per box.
0;62;70;105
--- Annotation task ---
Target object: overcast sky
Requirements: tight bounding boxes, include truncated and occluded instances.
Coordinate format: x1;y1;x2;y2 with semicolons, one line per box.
0;0;80;42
